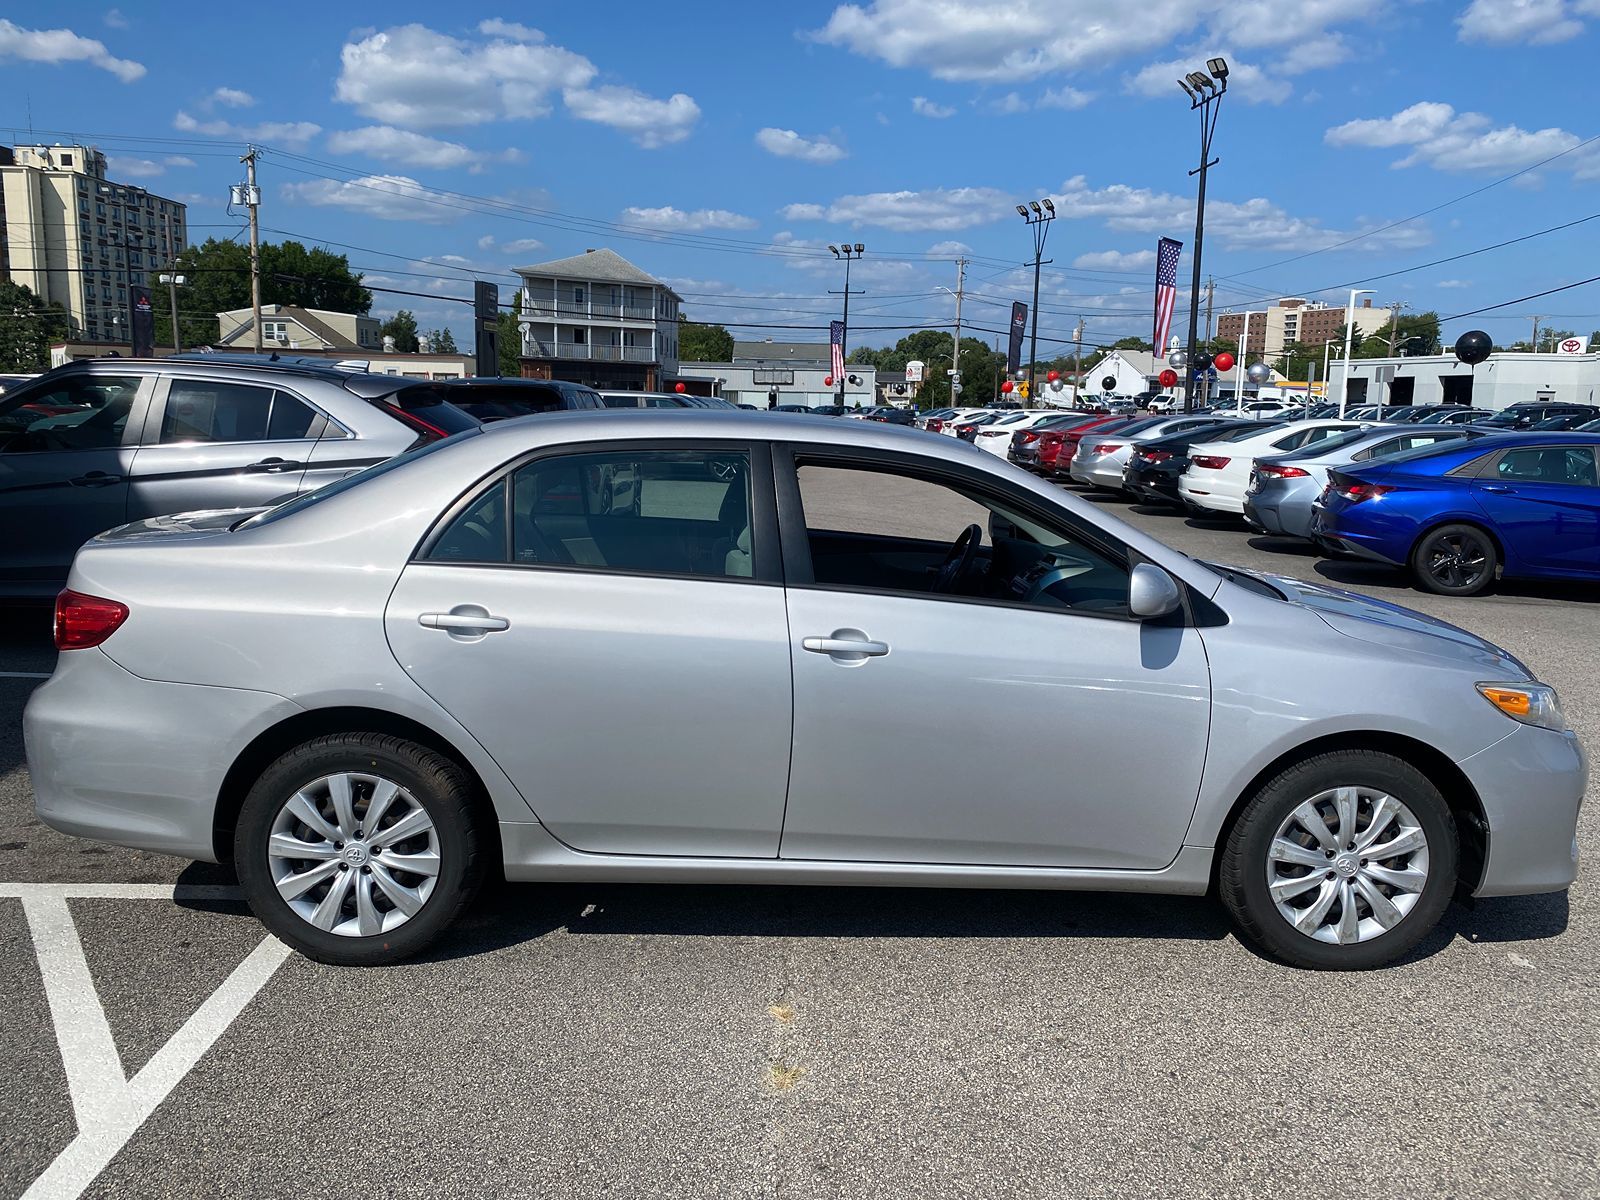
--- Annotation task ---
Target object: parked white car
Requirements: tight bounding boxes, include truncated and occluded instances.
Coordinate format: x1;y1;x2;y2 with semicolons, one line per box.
1179;420;1367;514
940;408;1000;436
971;410;1060;455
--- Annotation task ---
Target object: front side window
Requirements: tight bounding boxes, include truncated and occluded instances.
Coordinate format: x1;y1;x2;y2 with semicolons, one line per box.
428;449;755;580
0;374;142;452
1494;446;1598;486
159;380;316;443
792;460;1130;614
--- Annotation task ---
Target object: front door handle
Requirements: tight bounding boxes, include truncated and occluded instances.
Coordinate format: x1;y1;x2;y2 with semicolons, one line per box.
419;607;510;637
246;457;302;474
803;630;889;662
69;471;122;488
1480;484;1516;494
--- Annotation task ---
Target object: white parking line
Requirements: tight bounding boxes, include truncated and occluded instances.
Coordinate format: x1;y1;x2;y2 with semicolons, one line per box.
8;882;288;1200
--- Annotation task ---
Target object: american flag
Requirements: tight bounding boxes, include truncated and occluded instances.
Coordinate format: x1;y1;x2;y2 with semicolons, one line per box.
829;320;845;383
1153;237;1183;356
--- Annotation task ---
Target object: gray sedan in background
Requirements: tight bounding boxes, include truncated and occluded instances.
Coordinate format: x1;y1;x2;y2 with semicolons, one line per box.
1068;415;1232;490
1244;425;1485;539
26;412;1584;971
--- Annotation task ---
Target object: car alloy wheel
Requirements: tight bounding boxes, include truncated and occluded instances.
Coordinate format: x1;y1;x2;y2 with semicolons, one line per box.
1413;523;1497;596
1266;787;1428;946
267;772;441;937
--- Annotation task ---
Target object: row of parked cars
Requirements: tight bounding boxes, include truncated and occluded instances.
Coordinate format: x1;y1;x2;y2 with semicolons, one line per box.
984;402;1600;597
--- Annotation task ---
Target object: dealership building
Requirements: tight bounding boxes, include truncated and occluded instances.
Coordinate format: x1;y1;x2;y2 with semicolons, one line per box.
1327;350;1600;410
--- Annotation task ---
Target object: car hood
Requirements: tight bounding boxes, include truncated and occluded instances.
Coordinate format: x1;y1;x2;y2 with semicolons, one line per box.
1217;563;1534;679
92;507;270;544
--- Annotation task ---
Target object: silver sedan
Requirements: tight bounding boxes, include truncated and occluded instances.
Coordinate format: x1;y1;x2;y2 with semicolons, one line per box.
26;412;1586;969
1067;416;1232;490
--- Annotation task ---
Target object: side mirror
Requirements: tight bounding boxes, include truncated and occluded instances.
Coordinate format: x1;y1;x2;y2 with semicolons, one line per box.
1129;562;1182;620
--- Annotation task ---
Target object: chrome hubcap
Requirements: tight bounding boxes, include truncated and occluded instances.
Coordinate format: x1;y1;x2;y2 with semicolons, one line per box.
267;772;440;938
1266;787;1429;946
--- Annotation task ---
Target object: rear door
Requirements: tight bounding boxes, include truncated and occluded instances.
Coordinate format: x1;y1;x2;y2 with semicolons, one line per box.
1472;445;1600;573
126;375;318;519
0;371;150;591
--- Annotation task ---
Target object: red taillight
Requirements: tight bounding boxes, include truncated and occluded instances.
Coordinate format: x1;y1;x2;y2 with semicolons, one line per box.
54;589;129;650
1191;455;1231;470
381;402;450;443
1091;443;1124;454
1337;482;1395;504
928;418;944;432
1138;450;1172;463
1021;431;1040;444
1258;464;1309;479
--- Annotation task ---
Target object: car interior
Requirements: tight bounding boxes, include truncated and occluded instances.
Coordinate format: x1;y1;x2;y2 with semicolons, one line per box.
0;377;141;452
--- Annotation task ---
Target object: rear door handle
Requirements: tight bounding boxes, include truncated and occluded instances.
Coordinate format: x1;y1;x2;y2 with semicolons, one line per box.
1480;484;1516;494
419;610;510;634
246;457;302;474
69;471;122;488
803;634;889;659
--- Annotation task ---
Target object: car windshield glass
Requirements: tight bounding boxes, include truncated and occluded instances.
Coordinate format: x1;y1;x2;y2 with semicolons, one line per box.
1479;409;1525;426
377;385;481;435
235;430;477;529
1217;421;1286;442
1371;437;1479;467
1296;428;1373;456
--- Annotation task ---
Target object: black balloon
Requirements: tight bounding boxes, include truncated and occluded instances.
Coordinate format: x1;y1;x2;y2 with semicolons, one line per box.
1193;352;1214;371
1101;375;1117;390
1454;330;1492;365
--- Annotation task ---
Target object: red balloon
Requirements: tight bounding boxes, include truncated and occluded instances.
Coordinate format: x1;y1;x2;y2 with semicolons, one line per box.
1001;380;1014;394
1047;370;1060;383
1159;369;1178;388
674;382;686;393
824;375;834;387
1214;352;1235;373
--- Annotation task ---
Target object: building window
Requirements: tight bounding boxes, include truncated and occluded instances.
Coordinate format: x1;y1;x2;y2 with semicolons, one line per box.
262;320;289;340
573;286;585;305
571;328;586;344
61;154;73;168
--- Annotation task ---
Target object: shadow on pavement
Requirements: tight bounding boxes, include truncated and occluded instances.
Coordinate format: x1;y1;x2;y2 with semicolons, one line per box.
1313;558;1600;603
1246;535;1320;558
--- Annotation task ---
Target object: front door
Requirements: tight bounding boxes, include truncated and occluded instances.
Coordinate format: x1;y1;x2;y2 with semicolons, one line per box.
1472;445;1600;573
385;442;794;857
776;451;1213;870
125;375;315;520
0;372;149;592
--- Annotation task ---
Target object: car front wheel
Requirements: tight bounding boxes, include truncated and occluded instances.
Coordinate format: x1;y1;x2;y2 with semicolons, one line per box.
235;732;486;965
1220;750;1457;969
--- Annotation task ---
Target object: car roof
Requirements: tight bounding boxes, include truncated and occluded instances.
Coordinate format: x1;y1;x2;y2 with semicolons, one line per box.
45;354;416;396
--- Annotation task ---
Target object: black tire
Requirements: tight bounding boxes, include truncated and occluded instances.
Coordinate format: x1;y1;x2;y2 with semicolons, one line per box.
234;733;486;966
1410;522;1498;596
1219;750;1457;970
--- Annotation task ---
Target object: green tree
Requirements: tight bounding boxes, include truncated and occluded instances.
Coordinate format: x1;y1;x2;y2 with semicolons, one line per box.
679;321;734;362
424;327;459;353
380;310;421;353
0;281;69;370
497;292;523;376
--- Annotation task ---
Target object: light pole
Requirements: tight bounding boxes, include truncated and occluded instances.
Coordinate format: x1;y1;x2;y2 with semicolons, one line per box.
937;271;965;406
1016;198;1055;400
159;272;187;353
1232;309;1264;405
1321;337;1340;406
1176;57;1228;412
1337;289;1375;416
828;242;864;408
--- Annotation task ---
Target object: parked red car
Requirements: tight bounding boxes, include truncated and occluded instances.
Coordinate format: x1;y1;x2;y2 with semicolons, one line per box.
1048;416;1127;478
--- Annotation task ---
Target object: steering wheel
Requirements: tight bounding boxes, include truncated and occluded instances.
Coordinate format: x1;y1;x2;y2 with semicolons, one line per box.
932;523;983;594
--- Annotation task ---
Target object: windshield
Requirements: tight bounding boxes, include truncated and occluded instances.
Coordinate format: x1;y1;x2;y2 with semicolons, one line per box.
1216;421;1286;442
1479;409;1527;426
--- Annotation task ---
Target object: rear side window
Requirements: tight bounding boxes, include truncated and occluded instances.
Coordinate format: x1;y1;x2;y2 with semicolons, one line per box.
159;380;317;443
1494;446;1598;486
374;386;480;439
601;394;640;408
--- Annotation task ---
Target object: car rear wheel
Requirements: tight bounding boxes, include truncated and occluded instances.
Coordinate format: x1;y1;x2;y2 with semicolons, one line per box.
1410;523;1497;596
235;733;486;966
1220;750;1456;969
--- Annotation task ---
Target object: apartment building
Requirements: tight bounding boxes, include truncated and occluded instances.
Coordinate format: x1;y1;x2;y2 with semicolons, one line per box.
514;248;681;390
1217;296;1389;360
0;144;188;343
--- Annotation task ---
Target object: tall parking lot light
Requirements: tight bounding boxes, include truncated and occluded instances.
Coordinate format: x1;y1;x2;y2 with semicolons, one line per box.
1177;57;1228;412
829;243;865;407
1337;289;1375;416
1016;199;1055;400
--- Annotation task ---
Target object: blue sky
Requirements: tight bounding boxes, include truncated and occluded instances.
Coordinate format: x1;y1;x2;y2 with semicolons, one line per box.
5;1;1600;354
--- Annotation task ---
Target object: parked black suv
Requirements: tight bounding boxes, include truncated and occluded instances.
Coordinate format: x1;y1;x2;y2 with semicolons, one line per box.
432;377;604;421
1478;401;1600;430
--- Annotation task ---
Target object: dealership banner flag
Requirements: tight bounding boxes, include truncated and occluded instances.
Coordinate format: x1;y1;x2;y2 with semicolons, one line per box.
1153;237;1182;356
829;320;845;381
130;286;155;358
1007;302;1027;373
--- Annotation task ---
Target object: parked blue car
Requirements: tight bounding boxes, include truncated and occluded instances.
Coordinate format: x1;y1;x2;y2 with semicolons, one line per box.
1312;432;1600;595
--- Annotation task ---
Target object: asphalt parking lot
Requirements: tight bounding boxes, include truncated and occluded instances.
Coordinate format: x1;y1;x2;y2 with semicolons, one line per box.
2;485;1597;1200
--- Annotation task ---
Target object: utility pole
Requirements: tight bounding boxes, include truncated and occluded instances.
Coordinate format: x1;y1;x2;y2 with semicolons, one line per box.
161;211;181;353
1530;314;1544;353
950;257;965;403
240;146;263;353
1071;318;1084;406
1384;300;1409;355
1204;277;1215;344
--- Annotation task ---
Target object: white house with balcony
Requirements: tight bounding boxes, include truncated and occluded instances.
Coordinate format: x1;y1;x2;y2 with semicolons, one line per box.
513;248;681;390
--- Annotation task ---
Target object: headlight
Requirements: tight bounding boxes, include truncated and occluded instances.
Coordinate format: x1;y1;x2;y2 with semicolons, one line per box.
1476;682;1568;732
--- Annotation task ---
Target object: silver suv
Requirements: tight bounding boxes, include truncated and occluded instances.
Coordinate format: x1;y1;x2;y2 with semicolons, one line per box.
0;356;478;597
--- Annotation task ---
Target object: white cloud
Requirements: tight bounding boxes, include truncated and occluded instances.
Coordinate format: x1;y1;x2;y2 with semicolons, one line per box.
477;234;497;250
107;155;196;178
989;92;1030;115
1437;279;1473;288
1457;0;1589;45
327;125;520;172
621;205;759;232
813;0;1382;83
174;110;322;148
1038;86;1093;110
336;22;596;128
1073;249;1157;272
1325;102;1592;176
103;9;129;29
783;187;1013;232
564;85;700;147
927;239;973;255
501;237;545;255
208;86;255;108
1126;56;1292;104
912;96;955;118
756;127;847;163
0;17;144;81
477;18;545;41
280;174;459;223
